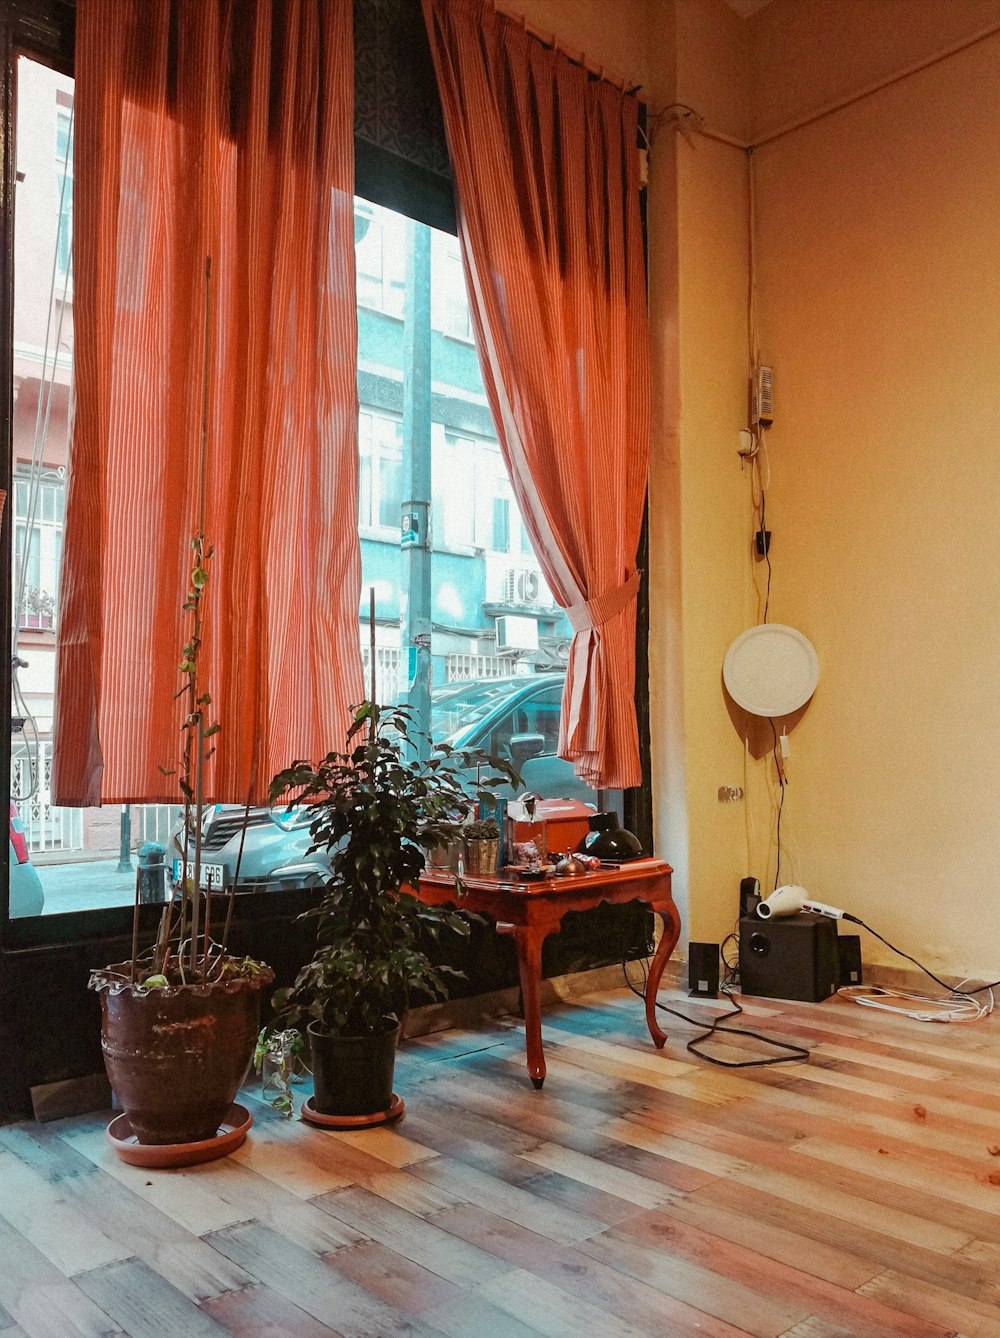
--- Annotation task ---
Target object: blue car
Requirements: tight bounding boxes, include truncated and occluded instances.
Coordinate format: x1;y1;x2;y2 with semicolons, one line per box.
166;673;589;893
430;672;590;802
9;802;44;918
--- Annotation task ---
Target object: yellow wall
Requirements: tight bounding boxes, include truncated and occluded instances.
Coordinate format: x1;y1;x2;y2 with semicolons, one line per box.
491;0;1000;979
663;1;753;941
748;10;1000;976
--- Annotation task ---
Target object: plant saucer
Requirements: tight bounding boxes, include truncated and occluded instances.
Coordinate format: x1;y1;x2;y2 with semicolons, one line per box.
105;1102;252;1168
301;1093;404;1130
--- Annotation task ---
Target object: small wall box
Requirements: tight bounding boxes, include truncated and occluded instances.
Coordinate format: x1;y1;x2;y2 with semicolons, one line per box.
739;912;838;1003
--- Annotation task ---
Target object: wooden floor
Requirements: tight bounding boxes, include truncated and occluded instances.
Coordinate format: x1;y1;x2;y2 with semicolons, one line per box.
3;981;1000;1337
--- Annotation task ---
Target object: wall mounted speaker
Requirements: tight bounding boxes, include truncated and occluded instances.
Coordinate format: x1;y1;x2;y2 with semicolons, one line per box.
739;913;838;1003
688;942;720;998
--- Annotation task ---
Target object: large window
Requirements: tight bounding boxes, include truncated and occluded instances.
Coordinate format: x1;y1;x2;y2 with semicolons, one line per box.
8;61;598;920
6;0;652;933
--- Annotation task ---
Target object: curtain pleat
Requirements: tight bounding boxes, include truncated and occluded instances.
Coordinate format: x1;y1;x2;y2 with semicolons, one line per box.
53;0;363;806
422;0;649;790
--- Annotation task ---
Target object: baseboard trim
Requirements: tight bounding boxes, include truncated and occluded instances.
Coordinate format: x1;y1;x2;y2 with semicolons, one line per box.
403;961;634;1040
30;1072;112;1123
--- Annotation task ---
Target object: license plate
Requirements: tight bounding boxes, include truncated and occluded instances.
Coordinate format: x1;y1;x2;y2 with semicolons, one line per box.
173;859;226;890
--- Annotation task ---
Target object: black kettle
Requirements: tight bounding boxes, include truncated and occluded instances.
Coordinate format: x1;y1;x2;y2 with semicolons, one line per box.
577;812;643;861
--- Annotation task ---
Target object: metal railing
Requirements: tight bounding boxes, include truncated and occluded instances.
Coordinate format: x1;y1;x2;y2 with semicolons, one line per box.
10;741;82;852
360;644;401;702
445;653;518;682
133;804;181;847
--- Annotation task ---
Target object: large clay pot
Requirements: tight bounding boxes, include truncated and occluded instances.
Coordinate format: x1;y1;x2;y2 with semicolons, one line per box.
91;962;274;1145
308;1018;399;1117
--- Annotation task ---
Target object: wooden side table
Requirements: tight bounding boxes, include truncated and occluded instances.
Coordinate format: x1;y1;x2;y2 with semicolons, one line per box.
415;858;679;1087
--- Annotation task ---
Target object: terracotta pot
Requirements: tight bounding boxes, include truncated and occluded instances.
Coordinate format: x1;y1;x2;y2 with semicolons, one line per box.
308;1018;399;1117
91;961;274;1145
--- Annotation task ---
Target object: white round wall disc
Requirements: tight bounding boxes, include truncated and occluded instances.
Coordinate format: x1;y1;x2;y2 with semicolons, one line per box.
723;624;819;718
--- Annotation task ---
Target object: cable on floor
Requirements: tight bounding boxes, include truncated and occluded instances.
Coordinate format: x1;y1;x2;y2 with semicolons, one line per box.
622;946;810;1069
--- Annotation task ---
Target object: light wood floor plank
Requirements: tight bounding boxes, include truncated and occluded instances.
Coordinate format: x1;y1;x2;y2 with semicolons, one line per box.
0;1218;125;1338
0;1146;133;1276
409;1151;608;1243
311;1183;508;1289
4;983;1000;1337
610;1208;952;1338
72;1260;231;1338
60;1127;252;1237
200;1282;344;1338
429;1201;756;1338
203;1220;445;1337
857;1267;1000;1338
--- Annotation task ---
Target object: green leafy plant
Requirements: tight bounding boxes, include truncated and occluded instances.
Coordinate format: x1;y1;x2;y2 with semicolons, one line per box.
253;1028;308;1116
460;817;500;841
266;700;518;1038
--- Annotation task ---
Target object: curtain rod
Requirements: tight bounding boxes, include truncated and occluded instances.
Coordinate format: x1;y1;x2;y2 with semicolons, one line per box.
658;20;1000;154
510;11;645;99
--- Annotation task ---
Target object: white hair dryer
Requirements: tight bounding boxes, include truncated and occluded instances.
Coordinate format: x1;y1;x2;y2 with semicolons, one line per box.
757;885;847;920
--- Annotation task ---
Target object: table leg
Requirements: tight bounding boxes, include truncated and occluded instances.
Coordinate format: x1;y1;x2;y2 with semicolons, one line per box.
645;901;682;1048
498;921;547;1088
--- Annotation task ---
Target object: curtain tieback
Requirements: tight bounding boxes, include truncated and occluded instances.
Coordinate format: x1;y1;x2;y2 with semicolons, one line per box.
565;570;642;634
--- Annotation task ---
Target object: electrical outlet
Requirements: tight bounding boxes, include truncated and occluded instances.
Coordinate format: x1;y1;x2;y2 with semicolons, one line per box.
718;785;744;802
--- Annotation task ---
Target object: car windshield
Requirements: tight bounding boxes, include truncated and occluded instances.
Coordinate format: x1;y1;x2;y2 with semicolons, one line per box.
430;679;530;746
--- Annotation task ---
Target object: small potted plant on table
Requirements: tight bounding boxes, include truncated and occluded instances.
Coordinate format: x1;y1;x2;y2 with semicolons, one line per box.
458;816;501;877
266;699;515;1127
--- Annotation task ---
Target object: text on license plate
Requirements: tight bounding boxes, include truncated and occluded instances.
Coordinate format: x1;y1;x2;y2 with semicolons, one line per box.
173;859;225;890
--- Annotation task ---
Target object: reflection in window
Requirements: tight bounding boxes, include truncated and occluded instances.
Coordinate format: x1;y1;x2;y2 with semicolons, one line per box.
55;108;73;278
358;410;403;532
355;200;406;317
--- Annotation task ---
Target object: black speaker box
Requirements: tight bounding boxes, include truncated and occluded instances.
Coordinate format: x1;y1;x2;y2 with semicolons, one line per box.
837;933;863;987
688;942;720;998
739;913;838;1003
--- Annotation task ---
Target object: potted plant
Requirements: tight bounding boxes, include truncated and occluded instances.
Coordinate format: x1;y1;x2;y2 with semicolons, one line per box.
457;816;501;877
266;699;516;1124
88;259;272;1157
254;1027;309;1117
89;534;273;1152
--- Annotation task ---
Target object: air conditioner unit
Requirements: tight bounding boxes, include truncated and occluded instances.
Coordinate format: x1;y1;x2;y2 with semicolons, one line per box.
503;567;542;606
496;615;539;654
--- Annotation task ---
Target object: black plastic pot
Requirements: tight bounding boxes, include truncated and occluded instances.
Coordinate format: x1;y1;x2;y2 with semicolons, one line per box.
307;1018;399;1116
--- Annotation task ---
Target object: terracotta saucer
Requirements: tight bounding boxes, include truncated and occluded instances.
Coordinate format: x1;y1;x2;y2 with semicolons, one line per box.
301;1093;405;1130
105;1102;253;1168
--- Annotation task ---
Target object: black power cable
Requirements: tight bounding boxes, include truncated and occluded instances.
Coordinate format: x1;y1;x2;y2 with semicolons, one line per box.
622;947;810;1070
845;912;1000;998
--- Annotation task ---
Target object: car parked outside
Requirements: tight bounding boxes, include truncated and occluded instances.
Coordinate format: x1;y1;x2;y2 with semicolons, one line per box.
431;672;590;802
167;672;593;893
166;802;333;895
9;801;44;917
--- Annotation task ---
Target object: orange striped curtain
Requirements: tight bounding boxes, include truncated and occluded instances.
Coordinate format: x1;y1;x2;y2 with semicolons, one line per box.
53;0;363;806
422;0;649;790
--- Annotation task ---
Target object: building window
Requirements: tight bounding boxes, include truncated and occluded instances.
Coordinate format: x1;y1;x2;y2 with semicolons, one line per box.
13;471;63;630
431;231;473;340
55;106;73;279
358;410;403;533
354;200;406;317
492;496;510;553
